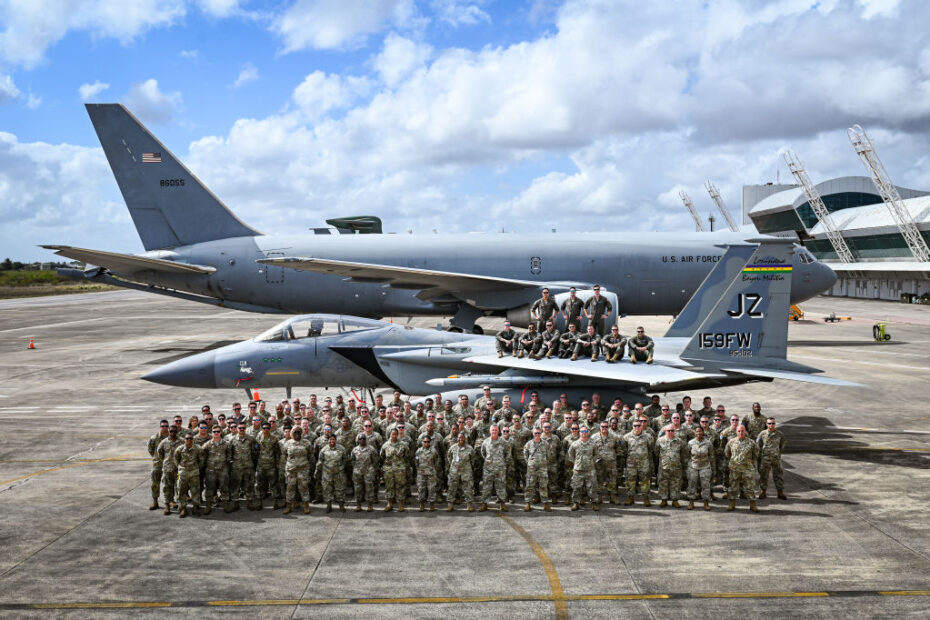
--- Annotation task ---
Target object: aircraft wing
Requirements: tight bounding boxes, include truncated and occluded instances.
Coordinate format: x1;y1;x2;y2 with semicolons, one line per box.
464;354;724;388
721;367;864;387
256;256;583;304
41;245;215;275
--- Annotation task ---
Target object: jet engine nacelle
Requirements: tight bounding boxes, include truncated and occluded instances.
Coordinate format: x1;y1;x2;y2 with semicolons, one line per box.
506;289;619;333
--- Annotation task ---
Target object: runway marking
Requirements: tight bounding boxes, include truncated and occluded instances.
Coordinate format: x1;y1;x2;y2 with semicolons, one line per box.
0;455;144;486
497;512;568;620
4;590;930;610
266;371;300;376
0;318;106;333
0;458;148;464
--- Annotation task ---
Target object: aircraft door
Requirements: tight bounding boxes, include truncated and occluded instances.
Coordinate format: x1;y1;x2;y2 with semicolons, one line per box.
263;251;285;284
551;289;619;333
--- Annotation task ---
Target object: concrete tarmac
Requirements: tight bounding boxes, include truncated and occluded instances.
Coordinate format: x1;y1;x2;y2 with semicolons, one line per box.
0;291;929;618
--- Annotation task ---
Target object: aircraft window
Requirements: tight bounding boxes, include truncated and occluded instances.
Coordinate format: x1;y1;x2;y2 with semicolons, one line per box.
340;318;383;333
797;249;814;264
287;318;338;338
255;324;286;342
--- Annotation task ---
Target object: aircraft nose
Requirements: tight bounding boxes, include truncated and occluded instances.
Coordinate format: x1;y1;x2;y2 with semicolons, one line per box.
142;352;217;388
810;260;837;295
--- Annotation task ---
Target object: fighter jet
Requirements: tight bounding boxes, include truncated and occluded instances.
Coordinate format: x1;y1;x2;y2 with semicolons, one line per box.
43;104;836;333
143;239;860;405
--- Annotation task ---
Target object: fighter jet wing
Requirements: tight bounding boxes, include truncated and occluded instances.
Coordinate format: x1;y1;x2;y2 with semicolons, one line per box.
464;354;724;388
721;367;864;387
256;256;584;304
41;245;216;275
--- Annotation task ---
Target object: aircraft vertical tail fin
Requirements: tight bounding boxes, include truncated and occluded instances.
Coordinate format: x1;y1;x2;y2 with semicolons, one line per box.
680;239;795;365
85;104;260;251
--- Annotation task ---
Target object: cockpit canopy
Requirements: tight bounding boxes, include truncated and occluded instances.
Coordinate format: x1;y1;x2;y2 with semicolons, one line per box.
795;245;816;264
254;314;387;342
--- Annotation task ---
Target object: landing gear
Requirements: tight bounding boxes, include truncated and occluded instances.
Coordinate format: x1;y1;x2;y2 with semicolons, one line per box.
449;304;483;333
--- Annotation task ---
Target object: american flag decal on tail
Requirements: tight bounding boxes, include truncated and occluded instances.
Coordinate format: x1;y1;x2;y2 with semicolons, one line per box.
141;152;162;163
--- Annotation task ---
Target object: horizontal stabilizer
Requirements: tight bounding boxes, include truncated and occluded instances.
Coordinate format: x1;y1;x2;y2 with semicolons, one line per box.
464;354;723;388
722;367;864;387
42;245;215;275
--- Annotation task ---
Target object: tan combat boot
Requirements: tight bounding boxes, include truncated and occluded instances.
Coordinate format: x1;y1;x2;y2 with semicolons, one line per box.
571;503;579;511
429;502;436;512
610;493;619;504
727;500;736;511
643;496;651;507
688;500;694;510
671;500;680;508
397;501;405;512
592;503;600;511
304;502;311;514
646;355;653;364
524;503;531;511
704;501;711;511
777;490;787;500
758;489;767;499
544;503;552;512
517;351;525;359
571;354;578;361
355;502;362;512
419;501;426;512
500;502;508;512
149;500;159;511
283;502;292;515
749;501;760;513
179;507;187;518
385;501;393;512
163;505;171;516
591;355;597;362
367;502;374;512
624;496;635;506
479;503;488;512
659;499;667;508
498;351;503;358
447;502;454;512
630;357;637;364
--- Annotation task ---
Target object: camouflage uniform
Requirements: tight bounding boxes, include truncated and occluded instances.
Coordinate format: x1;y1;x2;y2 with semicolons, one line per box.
623;431;652;498
316;443;347;503
229;433;257;506
725;436;760;500
718;426;739;488
173;442;204;512
480;437;508;504
380;440;409;504
283;437;313;504
523;439;550;504
742;413;768;440
350;442;379;504
415;444;440;504
254;433;280;506
591;431;623;501
201;439;231;510
446;442;476;505
655;434;687;502
566;438;598;505
156;436;183;508
756;428;787;493
147;432;168;505
687;437;715;502
510;424;532;490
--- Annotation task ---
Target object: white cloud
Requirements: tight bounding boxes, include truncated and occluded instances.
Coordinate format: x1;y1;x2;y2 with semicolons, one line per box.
0;0;186;69
291;70;371;121
124;78;182;125
272;0;416;52
179;49;199;60
195;0;241;18
430;0;490;27
26;92;40;108
0;73;20;102
233;63;258;88
373;33;431;86
78;80;110;101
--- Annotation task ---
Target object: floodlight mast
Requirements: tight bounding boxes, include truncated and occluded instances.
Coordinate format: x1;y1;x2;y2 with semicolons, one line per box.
704;181;740;232
847;124;930;262
678;190;705;232
783;150;855;263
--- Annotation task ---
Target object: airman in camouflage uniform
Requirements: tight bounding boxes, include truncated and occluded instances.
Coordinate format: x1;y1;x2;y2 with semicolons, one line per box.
583;285;612;336
756;417;787;500
566;427;599;510
531;288;559;332
351;434;379;511
282;427;313;514
201;427;231;514
536;321;561;359
228;422;257;510
415;436;440;511
518;323;541;359
718;414;741;495
380;428;409;511
523;428;551;511
560;287;584;331
157;427;183;514
742;402;767;440
316;434;347;512
147;421;170;510
572;325;601;361
509;415;532;491
725;425;761;512
446;433;476;511
173;435;204;517
686;426;715;510
623;420;652;505
591;421;624;504
254;422;280;510
480;426;509;511
495;322;518;357
601;325;626;362
655;427;687;507
628;326;654;363
558;323;580;358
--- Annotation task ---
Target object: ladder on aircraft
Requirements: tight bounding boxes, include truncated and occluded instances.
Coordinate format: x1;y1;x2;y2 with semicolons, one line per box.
678;190;705;232
783;150;855;263
704;181;740;232
847;124;930;263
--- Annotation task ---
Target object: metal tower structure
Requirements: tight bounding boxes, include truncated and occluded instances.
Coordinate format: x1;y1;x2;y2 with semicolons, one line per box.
783;150;855;263
678;190;705;232
847;124;930;262
704;181;740;232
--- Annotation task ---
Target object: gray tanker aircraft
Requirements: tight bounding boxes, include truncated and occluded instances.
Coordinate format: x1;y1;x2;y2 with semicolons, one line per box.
144;239;860;406
43;104;836;332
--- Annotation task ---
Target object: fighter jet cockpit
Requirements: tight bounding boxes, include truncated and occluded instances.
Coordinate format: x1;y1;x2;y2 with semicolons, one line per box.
253;314;386;342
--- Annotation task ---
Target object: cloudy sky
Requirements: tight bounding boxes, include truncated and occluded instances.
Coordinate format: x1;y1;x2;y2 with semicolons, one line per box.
2;0;930;261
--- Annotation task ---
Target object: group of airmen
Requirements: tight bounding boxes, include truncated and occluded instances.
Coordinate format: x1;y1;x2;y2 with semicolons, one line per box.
147;388;788;517
496;286;655;363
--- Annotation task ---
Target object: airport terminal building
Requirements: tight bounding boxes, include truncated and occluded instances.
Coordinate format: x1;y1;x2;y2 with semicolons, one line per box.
743;177;930;300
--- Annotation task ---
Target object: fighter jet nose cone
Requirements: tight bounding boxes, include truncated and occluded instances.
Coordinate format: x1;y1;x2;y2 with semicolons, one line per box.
143;352;217;388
